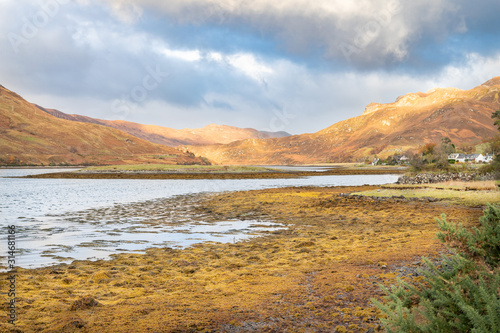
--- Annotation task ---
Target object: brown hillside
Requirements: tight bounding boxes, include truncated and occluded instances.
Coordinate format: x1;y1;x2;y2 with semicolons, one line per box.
38;108;290;147
0;86;205;166
188;78;500;164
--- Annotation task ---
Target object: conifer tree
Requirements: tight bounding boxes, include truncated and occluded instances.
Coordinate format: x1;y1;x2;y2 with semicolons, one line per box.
373;205;500;332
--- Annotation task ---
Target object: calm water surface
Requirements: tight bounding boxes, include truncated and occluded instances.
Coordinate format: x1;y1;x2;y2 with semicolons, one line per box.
0;168;399;269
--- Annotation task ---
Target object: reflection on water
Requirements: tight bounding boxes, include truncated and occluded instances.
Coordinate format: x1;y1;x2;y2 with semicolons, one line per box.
0;168;399;269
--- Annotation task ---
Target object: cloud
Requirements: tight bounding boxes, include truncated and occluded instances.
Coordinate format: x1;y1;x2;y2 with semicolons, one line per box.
100;0;500;69
106;0;143;24
0;0;499;135
161;48;202;62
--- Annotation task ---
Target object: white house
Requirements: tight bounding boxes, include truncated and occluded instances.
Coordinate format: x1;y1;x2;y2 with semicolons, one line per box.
455;154;467;163
448;153;494;163
474;154;485;163
484;154;495;163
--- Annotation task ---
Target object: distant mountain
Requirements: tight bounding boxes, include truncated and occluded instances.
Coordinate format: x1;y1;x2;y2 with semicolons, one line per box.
37;108;291;147
187;78;500;164
0;86;206;166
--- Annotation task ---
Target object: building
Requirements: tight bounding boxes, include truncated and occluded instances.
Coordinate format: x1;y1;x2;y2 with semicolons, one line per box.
473;154;485;163
484;154;495;163
397;155;409;163
454;154;467;163
448;153;494;163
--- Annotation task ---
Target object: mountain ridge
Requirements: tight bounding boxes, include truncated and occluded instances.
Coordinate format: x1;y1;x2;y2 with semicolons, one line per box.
186;78;500;164
2;78;498;166
37;107;291;147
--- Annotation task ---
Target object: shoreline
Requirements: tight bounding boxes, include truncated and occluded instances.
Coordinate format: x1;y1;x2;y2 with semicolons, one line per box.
0;166;83;169
22;167;406;179
0;184;484;332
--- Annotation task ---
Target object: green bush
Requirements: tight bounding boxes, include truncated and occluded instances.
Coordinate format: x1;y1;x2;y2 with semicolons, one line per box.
373;205;500;332
437;205;500;267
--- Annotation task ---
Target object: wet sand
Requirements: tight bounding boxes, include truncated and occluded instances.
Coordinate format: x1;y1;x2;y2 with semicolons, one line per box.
0;185;483;332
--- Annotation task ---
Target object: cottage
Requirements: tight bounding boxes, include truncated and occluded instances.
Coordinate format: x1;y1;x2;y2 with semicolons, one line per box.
474;154;485;163
372;158;380;166
455;154;467;163
464;154;480;163
484;154;495;163
448;153;493;163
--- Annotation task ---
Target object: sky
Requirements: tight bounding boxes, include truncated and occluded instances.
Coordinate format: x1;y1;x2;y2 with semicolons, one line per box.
0;0;499;134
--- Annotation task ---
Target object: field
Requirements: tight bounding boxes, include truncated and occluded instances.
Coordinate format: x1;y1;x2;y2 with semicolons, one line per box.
353;181;500;206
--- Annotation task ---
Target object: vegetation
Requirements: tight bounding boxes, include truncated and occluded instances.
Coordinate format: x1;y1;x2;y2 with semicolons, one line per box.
353;181;500;206
485;110;500;177
408;137;456;172
373;205;500;332
81;164;276;173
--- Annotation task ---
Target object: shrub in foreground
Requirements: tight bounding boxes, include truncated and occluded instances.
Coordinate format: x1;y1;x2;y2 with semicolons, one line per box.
373;204;500;332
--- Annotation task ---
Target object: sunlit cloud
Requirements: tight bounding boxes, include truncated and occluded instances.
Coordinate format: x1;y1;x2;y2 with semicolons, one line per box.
226;53;273;82
161;48;202;62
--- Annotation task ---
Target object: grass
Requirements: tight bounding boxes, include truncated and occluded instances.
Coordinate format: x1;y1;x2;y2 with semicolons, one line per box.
81;164;276;173
352;181;500;206
383;180;499;191
310;163;407;169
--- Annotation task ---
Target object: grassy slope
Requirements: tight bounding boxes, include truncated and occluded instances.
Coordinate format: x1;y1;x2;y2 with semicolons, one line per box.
0;86;204;165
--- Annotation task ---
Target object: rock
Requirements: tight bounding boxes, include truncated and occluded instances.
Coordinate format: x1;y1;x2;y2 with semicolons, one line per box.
396;172;494;185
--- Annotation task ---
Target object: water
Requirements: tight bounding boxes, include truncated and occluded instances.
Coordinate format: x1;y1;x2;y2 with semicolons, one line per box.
0;168;399;269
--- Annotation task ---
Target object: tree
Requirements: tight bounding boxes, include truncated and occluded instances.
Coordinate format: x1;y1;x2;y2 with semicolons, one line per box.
440;137;455;155
492;110;500;131
373;205;500;332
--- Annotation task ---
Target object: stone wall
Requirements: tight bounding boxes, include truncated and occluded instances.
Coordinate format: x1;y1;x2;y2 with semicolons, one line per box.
397;172;495;184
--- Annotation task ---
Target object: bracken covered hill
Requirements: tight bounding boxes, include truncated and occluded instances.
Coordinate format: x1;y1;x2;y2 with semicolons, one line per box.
38;107;290;147
188;78;500;164
0;86;205;166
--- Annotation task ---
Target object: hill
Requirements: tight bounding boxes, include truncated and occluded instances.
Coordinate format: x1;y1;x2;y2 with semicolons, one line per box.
187;78;500;164
0;86;206;166
37;107;290;147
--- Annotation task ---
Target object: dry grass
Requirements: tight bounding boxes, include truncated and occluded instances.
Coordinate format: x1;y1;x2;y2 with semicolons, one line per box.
354;181;500;206
383;180;499;191
0;185;484;332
